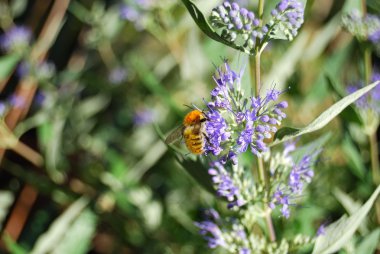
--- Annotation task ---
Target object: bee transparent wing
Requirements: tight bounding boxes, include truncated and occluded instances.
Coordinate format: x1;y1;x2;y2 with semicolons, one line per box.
165;125;184;144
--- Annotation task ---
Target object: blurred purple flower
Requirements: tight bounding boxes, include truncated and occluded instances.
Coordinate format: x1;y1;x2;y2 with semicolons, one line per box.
108;67;127;84
317;223;326;236
9;94;26;108
120;5;140;22
0;26;32;52
133;109;155;126
195;209;226;249
270;188;291;218
0;102;6;116
347;72;380;113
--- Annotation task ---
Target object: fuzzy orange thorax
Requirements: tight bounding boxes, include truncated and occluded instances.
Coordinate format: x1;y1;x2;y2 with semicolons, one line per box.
183;110;203;125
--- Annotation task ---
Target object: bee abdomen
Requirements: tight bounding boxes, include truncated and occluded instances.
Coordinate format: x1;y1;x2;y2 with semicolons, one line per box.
185;134;205;155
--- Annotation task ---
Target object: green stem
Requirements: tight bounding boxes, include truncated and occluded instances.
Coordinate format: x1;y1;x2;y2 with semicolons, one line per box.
258;0;265;26
252;0;276;242
370;130;380;185
364;48;372;85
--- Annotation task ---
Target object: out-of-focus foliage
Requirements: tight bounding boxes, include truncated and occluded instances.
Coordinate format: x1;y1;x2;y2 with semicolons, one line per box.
0;0;379;253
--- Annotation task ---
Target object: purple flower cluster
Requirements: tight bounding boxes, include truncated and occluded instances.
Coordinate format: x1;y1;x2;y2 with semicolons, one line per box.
342;12;380;54
208;161;245;209
209;0;305;51
194;209;226;248
204;61;288;161
346;72;380;113
119;1;154;30
270;147;317;218
269;188;291;218
0;26;32;53
269;0;304;40
288;154;314;194
195;209;251;251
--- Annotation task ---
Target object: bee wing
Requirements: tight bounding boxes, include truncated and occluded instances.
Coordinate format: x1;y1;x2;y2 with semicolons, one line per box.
165;125;184;144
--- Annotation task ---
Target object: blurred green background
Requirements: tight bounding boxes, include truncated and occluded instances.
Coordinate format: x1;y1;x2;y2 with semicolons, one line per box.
0;0;379;253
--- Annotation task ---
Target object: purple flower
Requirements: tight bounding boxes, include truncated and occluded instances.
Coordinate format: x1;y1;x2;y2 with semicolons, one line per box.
269;0;304;40
270;143;320;218
9;94;25;108
108;67;128;84
208;161;245;209
133;109;156;126
120;5;140;22
270;189;291;218
205;109;231;156
0;26;32;52
347;72;380;113
195;209;226;248
0;102;6;116
317;223;326;236
289;153;315;194
369;29;380;43
204;61;287;161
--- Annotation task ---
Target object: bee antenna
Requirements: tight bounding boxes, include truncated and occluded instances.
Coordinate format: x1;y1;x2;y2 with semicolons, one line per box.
183;104;194;110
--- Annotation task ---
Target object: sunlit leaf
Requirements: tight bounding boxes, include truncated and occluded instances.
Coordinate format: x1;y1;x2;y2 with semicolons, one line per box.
52;209;97;254
312;185;380;254
273;81;379;144
30;197;89;254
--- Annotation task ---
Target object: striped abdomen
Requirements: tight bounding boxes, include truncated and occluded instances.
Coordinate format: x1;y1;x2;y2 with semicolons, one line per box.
183;123;205;155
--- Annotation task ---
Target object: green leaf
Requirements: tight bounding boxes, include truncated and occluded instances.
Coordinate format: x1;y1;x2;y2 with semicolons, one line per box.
312;185;380;254
0;54;21;80
180;0;251;54
273;81;379;144
342;134;366;180
290;132;330;164
175;154;214;194
333;188;368;234
273;127;300;141
10;0;27;17
3;234;27;254
51;209;97;254
325;74;362;125
356;229;380;254
30;197;89;254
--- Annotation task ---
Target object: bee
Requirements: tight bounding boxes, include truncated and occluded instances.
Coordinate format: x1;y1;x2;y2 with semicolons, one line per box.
165;109;208;155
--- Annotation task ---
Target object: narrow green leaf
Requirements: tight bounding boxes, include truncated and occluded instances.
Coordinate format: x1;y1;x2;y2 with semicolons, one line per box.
333;188;368;234
0;54;21;80
356;229;380;254
273;81;379;144
30;197;89;254
130;55;182;116
342;135;366;180
180;0;251;54
312;185;380;254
